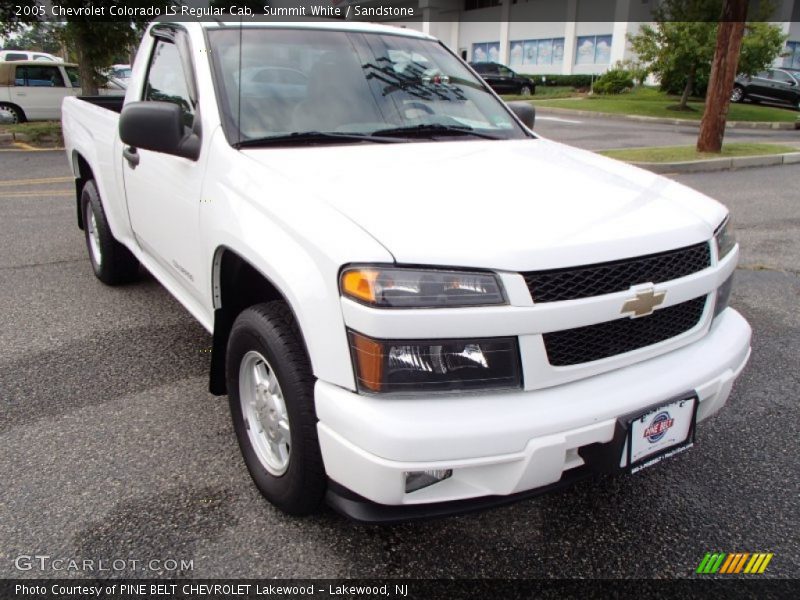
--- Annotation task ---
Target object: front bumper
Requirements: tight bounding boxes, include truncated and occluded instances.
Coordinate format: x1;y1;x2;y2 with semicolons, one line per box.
315;308;751;522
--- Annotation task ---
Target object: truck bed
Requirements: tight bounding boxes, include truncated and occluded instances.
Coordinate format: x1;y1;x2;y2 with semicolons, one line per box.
77;95;125;113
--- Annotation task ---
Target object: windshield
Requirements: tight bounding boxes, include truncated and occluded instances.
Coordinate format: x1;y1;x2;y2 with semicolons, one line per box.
207;27;530;145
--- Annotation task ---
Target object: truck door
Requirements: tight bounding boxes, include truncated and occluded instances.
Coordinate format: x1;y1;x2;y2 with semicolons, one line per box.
122;29;206;303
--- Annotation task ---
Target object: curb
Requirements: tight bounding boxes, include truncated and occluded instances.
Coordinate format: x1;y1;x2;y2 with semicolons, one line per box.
535;106;800;130
628;152;800;174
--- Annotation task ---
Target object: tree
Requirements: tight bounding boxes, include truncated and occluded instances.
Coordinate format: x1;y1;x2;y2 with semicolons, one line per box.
4;22;67;57
60;20;140;95
628;0;786;111
697;0;747;153
1;2;166;95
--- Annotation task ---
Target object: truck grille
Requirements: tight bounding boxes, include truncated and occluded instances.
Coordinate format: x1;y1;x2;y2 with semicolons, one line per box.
543;296;707;366
523;243;711;303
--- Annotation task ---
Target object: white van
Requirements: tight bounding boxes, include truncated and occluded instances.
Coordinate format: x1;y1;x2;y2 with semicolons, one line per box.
0;50;61;62
0;61;124;122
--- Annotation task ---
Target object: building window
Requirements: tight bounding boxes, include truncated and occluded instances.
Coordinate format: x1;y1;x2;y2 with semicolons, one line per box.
510;38;565;66
472;42;500;63
464;0;501;10
575;34;613;65
783;41;800;69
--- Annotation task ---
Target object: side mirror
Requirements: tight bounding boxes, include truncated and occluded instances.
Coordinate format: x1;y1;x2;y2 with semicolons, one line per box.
119;101;200;160
507;101;535;129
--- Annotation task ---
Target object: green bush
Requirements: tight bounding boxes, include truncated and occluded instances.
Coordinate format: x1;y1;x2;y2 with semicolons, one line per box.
593;68;635;95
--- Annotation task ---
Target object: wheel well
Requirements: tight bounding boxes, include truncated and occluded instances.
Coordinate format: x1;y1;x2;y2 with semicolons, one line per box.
208;248;296;395
0;102;27;122
72;152;94;230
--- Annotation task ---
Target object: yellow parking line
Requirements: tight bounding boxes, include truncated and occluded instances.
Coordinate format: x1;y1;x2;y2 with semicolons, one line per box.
0;190;73;198
0;176;73;187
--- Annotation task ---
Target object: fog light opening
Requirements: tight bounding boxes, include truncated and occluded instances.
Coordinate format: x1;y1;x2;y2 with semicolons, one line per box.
404;469;453;493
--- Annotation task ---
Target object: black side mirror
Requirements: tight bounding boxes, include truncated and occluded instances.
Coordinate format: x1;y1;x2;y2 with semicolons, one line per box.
507;101;535;129
119;101;200;160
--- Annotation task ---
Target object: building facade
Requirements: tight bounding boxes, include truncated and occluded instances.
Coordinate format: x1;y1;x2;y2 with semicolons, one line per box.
369;0;800;75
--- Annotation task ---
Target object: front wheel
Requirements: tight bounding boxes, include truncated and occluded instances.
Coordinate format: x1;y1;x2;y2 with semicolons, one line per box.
80;180;139;285
519;85;532;97
730;85;744;103
226;302;325;515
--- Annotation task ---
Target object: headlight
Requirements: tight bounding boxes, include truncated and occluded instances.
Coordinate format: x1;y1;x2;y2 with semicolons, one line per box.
340;266;506;308
348;331;522;393
715;217;736;260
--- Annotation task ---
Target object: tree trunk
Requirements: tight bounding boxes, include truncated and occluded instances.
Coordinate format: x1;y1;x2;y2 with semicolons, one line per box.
679;66;696;110
697;0;748;153
72;25;99;96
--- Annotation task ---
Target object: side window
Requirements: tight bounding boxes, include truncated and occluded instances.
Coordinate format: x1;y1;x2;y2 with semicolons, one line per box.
34;54;54;62
17;66;65;87
773;70;795;84
5;53;28;61
755;71;770;79
144;39;195;129
498;66;512;77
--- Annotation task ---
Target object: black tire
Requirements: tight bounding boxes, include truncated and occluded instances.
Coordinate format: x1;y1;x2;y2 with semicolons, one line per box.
0;103;25;123
80;179;139;285
226;302;325;515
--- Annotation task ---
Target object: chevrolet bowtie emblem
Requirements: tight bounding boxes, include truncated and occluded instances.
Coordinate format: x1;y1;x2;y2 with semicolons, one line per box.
621;288;666;318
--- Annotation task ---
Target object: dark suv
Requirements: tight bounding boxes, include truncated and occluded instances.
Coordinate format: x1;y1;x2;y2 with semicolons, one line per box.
732;68;800;110
469;62;536;96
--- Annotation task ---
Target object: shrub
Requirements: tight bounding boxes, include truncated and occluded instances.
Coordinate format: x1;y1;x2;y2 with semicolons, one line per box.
593;68;635;94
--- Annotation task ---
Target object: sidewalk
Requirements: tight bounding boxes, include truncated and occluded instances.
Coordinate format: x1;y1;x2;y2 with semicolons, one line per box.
536;106;800;130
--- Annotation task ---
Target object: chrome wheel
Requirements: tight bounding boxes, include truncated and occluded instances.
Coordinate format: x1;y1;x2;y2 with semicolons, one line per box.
731;86;743;103
85;201;102;267
239;350;291;476
520;85;532;97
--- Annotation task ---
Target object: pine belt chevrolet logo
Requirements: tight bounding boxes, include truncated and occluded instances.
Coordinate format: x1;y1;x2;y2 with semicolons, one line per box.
621;288;666;318
696;552;774;574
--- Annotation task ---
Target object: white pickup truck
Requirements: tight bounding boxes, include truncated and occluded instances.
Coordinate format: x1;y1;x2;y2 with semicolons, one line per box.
62;20;751;522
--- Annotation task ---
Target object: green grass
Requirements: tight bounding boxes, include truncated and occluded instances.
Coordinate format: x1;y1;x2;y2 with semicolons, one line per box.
0;121;64;147
531;87;798;122
599;143;799;163
0;121;63;146
502;86;579;101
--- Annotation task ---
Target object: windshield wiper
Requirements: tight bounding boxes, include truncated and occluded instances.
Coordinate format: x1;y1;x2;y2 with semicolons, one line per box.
370;124;502;140
234;131;401;148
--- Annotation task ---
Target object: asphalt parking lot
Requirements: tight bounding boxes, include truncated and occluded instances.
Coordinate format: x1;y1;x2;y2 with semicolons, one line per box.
0;137;798;579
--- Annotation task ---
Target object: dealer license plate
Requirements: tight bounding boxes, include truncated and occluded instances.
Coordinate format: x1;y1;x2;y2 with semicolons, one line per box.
625;396;697;474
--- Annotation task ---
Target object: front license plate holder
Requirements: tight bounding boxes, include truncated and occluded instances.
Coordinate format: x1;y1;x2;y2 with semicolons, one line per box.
623;394;699;474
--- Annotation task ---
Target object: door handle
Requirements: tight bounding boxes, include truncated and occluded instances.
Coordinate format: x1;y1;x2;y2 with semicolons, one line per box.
123;146;139;168
15;92;26;96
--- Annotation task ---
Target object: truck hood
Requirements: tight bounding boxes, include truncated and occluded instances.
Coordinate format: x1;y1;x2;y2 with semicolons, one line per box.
243;139;727;271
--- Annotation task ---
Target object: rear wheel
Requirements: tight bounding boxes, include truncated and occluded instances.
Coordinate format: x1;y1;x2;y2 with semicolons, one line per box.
0;103;24;124
226;302;325;515
730;85;744;103
80;180;139;285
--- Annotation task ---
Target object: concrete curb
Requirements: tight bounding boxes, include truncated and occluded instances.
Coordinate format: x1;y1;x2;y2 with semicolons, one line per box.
536;106;800;130
629;152;800;174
